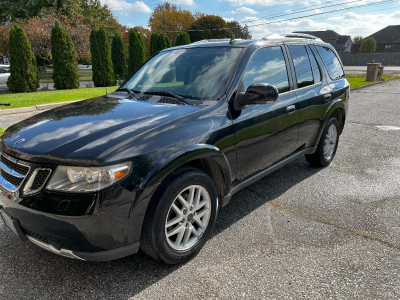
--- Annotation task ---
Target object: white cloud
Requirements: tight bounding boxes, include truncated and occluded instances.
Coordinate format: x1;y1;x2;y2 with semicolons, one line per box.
101;0;152;13
232;6;258;14
164;0;195;6
246;10;400;39
225;0;305;6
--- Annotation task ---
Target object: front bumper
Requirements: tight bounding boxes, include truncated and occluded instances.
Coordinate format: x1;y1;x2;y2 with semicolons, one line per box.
0;150;155;261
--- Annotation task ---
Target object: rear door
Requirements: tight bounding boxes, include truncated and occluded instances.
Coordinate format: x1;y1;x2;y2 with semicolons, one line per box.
287;44;329;149
233;46;299;181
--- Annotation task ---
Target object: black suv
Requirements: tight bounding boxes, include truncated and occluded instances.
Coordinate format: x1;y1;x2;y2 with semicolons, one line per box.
0;34;349;264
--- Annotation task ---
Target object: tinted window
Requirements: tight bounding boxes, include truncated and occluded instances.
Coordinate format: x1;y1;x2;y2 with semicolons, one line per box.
242;47;289;93
315;46;344;80
307;46;321;83
289;45;314;88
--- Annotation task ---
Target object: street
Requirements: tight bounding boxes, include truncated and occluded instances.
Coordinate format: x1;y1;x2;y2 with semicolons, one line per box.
0;80;399;299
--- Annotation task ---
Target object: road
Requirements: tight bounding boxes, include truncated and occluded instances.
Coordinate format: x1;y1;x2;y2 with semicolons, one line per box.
1;80;400;299
344;66;400;75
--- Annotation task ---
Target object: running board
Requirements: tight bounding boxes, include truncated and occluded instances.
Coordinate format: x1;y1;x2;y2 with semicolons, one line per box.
220;147;316;207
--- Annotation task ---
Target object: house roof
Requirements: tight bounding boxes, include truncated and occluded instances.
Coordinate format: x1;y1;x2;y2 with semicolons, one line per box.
294;30;351;49
354;25;400;45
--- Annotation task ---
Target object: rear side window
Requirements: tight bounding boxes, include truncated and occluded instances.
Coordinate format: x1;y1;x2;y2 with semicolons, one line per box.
242;46;290;93
289;45;314;88
307;46;321;84
315;46;344;80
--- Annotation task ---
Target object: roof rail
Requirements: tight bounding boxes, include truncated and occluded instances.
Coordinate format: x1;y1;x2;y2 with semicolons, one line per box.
191;39;232;44
284;33;320;40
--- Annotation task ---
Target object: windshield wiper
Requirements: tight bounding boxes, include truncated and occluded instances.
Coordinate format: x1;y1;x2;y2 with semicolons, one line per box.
144;91;192;105
118;88;141;99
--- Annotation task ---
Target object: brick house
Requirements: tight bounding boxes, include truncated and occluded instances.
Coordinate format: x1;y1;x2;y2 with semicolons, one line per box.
294;30;352;53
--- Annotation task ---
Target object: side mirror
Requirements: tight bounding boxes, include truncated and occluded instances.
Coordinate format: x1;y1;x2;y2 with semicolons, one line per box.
234;84;279;110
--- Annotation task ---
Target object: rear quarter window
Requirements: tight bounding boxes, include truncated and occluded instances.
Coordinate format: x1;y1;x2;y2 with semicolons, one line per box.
315;46;344;80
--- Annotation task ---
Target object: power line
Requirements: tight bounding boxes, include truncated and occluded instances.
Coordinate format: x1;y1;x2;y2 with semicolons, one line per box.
241;0;367;24
245;0;398;28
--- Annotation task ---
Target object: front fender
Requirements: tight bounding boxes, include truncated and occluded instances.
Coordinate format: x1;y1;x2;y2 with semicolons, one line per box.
140;144;232;195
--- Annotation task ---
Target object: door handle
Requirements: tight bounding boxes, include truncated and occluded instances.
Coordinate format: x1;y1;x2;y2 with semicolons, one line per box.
286;105;295;114
324;93;332;101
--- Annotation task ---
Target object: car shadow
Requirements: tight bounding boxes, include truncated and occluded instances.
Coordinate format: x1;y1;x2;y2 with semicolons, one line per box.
0;157;321;299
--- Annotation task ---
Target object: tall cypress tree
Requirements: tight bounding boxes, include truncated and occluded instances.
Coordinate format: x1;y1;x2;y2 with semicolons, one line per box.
164;35;172;48
175;32;190;46
51;19;79;90
111;33;126;80
128;29;146;74
158;33;168;51
7;24;39;93
90;27;116;87
150;33;159;56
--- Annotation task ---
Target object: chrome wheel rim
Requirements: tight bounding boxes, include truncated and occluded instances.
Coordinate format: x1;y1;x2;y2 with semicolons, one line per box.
323;124;338;161
165;185;211;251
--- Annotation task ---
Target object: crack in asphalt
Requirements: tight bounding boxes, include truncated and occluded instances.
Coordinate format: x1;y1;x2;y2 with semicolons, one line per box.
245;187;400;251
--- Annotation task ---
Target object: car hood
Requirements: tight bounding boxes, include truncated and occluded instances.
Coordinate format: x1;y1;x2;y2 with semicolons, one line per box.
2;95;200;162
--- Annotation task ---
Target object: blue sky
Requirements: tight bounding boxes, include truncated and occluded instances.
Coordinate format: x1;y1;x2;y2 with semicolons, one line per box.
101;0;400;38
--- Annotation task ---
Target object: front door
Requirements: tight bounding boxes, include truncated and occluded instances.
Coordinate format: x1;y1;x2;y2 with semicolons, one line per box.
233;46;299;181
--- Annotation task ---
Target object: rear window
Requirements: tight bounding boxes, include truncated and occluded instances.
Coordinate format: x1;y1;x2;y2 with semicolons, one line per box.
315;46;344;80
289;45;314;88
307;46;321;84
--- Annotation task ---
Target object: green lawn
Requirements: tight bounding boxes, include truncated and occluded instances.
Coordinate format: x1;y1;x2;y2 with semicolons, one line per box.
347;73;399;88
39;68;93;83
0;127;5;135
0;86;118;109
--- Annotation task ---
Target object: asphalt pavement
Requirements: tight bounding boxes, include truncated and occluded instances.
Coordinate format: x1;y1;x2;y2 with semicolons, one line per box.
0;80;399;299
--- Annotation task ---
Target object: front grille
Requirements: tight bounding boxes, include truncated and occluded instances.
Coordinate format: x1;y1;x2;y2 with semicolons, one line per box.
0;152;30;192
1;169;24;186
1;154;29;175
24;168;52;195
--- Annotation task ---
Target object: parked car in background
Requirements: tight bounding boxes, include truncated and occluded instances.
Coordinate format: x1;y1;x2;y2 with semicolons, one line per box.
0;34;349;264
0;65;10;86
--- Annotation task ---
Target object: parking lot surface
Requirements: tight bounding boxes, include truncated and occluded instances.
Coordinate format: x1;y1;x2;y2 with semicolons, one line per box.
0;80;399;299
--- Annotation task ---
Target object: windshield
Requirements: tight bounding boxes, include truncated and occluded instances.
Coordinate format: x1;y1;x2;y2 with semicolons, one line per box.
122;47;242;100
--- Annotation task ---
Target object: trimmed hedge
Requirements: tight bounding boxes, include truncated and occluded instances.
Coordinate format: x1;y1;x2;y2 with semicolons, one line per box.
7;24;39;93
51;20;79;89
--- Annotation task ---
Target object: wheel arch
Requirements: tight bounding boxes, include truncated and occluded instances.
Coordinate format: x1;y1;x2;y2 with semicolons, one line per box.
140;144;232;201
313;101;346;148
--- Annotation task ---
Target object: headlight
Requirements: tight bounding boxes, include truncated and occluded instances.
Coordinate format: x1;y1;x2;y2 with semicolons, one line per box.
46;162;132;193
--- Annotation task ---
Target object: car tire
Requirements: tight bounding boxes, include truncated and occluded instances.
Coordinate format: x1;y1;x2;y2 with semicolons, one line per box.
305;117;340;167
140;168;218;264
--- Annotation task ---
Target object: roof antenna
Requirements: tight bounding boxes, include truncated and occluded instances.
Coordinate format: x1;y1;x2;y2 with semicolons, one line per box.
93;27;108;95
230;35;235;45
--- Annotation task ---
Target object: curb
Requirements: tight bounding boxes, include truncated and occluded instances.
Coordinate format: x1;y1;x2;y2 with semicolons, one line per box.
0;100;82;116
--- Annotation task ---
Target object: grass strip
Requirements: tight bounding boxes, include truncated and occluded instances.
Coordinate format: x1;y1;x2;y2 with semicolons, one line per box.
0;86;118;109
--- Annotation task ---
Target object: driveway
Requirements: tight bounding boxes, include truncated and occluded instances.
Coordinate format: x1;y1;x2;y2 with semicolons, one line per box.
0;80;399;299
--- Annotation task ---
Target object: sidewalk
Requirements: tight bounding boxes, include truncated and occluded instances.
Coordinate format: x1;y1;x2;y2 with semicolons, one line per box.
0;100;81;129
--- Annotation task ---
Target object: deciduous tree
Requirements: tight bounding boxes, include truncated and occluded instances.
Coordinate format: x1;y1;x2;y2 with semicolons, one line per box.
360;37;376;53
148;1;195;45
188;15;233;43
7;24;39;92
227;20;251;39
51;19;79;89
